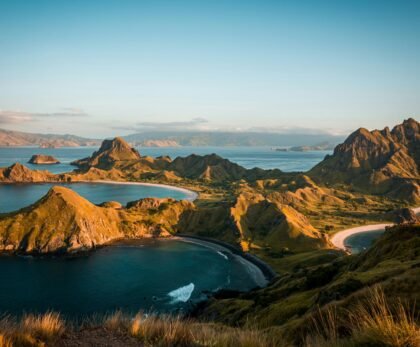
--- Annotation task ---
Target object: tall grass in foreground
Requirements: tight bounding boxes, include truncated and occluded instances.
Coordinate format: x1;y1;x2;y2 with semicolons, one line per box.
0;312;64;347
103;311;286;346
305;286;420;347
0;287;418;346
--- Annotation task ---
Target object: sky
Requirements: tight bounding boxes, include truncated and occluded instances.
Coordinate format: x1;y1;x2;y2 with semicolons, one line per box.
0;0;419;138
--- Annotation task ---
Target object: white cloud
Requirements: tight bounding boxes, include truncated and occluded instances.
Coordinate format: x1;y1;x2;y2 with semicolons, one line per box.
0;108;88;124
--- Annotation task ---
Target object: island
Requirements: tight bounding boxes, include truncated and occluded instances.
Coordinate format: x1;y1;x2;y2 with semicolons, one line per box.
28;154;60;165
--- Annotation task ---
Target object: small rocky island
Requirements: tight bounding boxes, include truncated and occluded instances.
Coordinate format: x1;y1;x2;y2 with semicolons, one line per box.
28;154;60;165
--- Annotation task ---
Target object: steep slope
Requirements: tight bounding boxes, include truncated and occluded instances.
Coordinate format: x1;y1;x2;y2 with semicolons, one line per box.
230;191;330;252
0;187;194;254
0;163;55;182
310;118;420;202
71;138;283;183
169;153;283;182
0;186;123;253
196;223;420;343
169;154;249;181
72;137;141;169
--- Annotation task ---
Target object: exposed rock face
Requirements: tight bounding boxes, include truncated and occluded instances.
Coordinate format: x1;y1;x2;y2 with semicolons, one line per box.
72;137;141;169
0;163;55;182
310;118;420;202
28;154;60;164
386;208;420;224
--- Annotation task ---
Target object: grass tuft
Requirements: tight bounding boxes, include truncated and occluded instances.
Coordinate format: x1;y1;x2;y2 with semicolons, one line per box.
21;312;65;342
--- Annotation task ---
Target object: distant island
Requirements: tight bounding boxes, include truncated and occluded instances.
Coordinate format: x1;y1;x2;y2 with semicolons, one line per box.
28;154;60;165
274;141;336;152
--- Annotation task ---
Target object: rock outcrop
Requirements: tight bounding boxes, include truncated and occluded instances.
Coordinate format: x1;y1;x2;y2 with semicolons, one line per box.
0;163;56;182
28;154;60;164
386;207;420;224
310;118;420;202
72;137;141;169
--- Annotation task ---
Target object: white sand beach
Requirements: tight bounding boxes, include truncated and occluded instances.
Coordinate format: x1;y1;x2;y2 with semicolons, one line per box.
331;206;420;252
79;180;198;201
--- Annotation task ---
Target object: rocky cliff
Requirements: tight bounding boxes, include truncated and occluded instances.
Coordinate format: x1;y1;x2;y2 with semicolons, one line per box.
310;118;420;202
0;163;56;182
72;137;141;169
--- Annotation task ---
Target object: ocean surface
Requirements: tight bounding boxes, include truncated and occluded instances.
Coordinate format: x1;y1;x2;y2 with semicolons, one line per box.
344;229;384;254
0;239;263;317
0;182;194;213
0;146;331;173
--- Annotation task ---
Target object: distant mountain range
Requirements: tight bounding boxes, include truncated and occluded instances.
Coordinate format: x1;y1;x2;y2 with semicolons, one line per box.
126;131;344;147
0;128;100;147
0;128;344;148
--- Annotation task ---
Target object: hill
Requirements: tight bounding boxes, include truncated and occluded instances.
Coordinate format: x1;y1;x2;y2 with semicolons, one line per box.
310;118;420;202
71;137;284;182
196;223;420;344
0;186;193;253
71;137;141;169
0;128;99;147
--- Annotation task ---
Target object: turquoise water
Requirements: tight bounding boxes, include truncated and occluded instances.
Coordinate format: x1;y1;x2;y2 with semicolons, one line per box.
344;229;384;254
0;182;193;213
0;146;331;173
0;239;262;317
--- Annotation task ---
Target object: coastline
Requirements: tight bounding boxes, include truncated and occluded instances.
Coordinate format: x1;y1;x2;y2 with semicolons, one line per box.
77;179;199;201
331;206;420;252
176;234;277;284
330;223;392;251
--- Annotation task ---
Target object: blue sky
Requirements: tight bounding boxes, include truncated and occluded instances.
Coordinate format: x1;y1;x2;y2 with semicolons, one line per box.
0;0;419;137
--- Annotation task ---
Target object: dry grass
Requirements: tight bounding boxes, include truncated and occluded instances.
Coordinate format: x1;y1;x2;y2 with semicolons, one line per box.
305;286;420;347
0;334;13;347
100;310;287;346
21;312;64;341
0;312;64;347
1;288;418;347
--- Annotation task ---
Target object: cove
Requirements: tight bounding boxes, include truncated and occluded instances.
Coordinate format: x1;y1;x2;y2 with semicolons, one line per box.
344;229;384;254
0;239;265;318
0;182;196;213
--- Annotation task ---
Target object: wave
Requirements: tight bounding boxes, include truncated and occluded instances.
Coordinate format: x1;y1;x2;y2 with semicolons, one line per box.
168;283;195;303
217;251;229;260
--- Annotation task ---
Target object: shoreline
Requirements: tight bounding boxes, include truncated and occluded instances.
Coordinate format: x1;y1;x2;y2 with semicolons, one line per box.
176;234;277;284
70;180;199;202
331;206;420;252
330;223;392;251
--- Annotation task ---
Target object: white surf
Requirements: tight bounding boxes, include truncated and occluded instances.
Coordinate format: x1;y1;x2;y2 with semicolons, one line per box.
168;283;195;303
